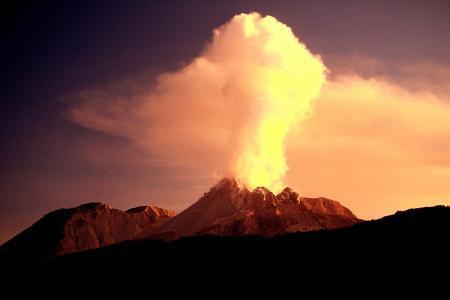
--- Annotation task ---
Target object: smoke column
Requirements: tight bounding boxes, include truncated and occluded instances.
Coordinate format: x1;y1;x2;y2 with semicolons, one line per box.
209;13;327;192
69;12;327;193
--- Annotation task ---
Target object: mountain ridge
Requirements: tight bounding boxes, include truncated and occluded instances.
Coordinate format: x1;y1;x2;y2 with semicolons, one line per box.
140;178;360;238
0;202;176;259
0;178;370;259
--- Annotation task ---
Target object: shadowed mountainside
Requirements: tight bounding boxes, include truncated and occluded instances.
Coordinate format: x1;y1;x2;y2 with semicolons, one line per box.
0;205;448;287
34;205;450;274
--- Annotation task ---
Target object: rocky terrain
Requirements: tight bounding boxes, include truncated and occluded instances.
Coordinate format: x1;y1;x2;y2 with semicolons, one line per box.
0;178;361;259
0;202;176;258
141;178;360;238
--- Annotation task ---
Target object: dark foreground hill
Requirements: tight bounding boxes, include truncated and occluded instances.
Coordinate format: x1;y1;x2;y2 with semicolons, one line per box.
1;205;448;292
8;206;447;271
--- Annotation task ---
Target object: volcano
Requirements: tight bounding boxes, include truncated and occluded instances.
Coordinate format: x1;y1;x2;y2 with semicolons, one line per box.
140;178;360;238
0;178;360;259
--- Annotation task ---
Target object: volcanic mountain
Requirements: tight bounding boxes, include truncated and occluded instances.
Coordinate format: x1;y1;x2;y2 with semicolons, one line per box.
140;178;360;238
0;203;176;259
0;178;360;259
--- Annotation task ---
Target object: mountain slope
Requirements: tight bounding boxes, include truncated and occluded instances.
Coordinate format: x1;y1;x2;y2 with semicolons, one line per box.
142;178;360;238
0;202;176;259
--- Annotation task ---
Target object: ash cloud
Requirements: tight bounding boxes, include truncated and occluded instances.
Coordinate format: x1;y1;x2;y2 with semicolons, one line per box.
67;13;450;219
68;12;327;193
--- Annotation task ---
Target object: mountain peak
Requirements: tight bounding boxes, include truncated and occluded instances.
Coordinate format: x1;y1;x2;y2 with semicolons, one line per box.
126;205;177;219
144;178;360;238
253;186;274;196
211;177;247;193
75;202;112;211
276;187;300;204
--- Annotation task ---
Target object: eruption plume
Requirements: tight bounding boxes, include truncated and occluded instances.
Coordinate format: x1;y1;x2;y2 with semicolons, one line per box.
68;12;327;193
209;13;327;192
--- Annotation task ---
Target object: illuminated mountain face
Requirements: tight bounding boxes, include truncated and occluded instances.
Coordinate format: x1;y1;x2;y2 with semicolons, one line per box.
143;178;360;238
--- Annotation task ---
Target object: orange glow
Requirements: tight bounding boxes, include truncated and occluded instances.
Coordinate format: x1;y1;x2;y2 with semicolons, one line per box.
68;14;450;219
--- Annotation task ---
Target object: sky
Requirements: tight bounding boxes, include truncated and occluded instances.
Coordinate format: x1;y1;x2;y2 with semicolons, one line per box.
1;0;449;244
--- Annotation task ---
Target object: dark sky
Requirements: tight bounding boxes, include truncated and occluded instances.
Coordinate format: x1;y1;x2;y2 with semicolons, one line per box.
1;0;449;243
